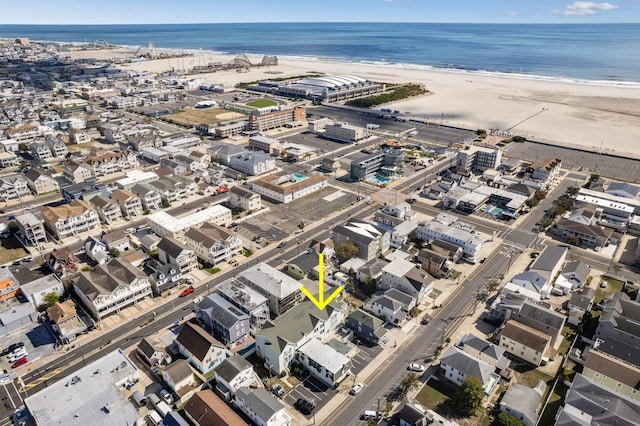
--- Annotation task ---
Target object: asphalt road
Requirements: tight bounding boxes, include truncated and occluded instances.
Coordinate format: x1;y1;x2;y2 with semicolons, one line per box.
324;243;516;425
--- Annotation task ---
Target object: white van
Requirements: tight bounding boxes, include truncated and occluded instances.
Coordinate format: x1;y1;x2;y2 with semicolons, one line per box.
8;348;27;362
147;410;162;426
362;410;381;421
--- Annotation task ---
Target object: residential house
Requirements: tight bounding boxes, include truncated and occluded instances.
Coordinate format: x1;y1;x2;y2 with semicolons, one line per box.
208;143;246;165
416;214;483;262
417;248;452;278
605;182;640;199
595;292;640;348
90;195;123;224
149;262;182;294
514;301;565;349
287;252;321;280
216;278;270;330
345;308;388;345
189;151;211;169
130;183;162;210
398;404;459;426
554;219;613;248
255;298;345;376
184;390;248;426
101;229;131;253
160;158;187;175
363;289;415;326
73;258;153;320
234;387;291;426
46;300;87;343
528;245;567;282
332;220;390;261
567;287;596;326
503;271;551;301
19;274;64;310
174;154;202;172
136;337;166;367
194;293;251;348
553;261;592;295
308;238;335;260
0;151;20;168
42;199;101;239
14;213;47;246
157;237;198;274
62;160;92;183
183;222;243;266
555;374;640;425
582;348;640;401
529;157;561;189
45;136;68;157
84;235;110;265
499;381;546;426
439;345;500;394
214;355;261;400
84;148;140;177
29;142;53;160
24;168;59;194
296;338;351;387
457;334;511;373
176;322;227;374
430;239;464;263
379;258;434;303
0;175;30;201
44;247;80;276
228;186;262;212
237;263;303;316
355;258;388;283
111;189;143;217
162;359;197;404
499;320;551;366
230;151;276;176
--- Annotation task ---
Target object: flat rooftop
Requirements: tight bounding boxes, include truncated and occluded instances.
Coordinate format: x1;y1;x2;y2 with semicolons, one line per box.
25;349;140;426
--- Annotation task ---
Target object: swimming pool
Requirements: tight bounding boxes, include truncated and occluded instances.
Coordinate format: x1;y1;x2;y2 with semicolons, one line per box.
291;173;305;181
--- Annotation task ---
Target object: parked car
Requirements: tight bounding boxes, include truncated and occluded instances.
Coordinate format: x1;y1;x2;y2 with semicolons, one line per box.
185;277;195;285
277;241;287;249
350;383;365;395
294;398;315;415
271;383;285;398
408;363;425;372
11;357;27;369
2;342;24;356
179;286;195;297
159;389;174;405
420;316;431;325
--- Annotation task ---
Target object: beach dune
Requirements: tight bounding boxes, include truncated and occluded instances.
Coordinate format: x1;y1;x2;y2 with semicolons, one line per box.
75;48;640;157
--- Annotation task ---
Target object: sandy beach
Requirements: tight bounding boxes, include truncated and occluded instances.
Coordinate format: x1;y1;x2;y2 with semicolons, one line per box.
69;47;640;157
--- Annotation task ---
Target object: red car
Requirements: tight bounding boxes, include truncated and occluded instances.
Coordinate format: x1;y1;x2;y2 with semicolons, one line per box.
11;357;27;368
180;286;195;297
216;186;229;194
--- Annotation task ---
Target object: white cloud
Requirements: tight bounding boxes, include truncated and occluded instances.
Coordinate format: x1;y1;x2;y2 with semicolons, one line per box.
551;2;619;16
504;10;519;16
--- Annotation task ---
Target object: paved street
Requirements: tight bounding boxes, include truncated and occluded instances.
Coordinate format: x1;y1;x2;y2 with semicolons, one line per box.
323;243;517;425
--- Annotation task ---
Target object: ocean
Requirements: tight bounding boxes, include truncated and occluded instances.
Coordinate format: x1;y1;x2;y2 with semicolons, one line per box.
1;23;639;85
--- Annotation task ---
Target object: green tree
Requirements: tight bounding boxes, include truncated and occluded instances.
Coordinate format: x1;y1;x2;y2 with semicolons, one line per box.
567;186;580;197
8;221;19;233
451;377;484;416
109;247;121;258
512;135;526;143
161;197;171;208
399;373;420;396
590;173;600;182
43;292;60;307
335;241;359;262
496;412;524;426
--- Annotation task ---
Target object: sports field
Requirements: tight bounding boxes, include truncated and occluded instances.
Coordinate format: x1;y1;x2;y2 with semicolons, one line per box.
164;108;245;126
246;99;278;108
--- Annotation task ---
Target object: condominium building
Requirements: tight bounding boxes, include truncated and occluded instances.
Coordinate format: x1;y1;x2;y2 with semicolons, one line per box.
247;106;306;132
323;122;370;143
183;222;243;266
146;205;233;240
456;145;502;172
24;168;59;195
42;200;101;239
111;189;143;217
15;212;47;246
250;173;328;204
350;149;404;180
416;213;483;262
229;151;276;176
115;170;159;191
228;186;262;212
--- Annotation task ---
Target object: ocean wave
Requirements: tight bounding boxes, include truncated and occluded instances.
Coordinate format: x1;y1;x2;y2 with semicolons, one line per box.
27;39;640;89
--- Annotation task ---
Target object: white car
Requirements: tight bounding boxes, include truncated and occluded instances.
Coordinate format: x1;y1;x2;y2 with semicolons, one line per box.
350;383;365;395
159;388;174;405
185;277;195;285
408;363;425;372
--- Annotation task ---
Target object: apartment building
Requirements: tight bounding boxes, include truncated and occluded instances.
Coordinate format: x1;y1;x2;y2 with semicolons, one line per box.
111;189;143;217
24;168;59;194
323;122;370;143
456;145;502;172
42;199;101;239
247;106;306;132
15;212;47;246
183;222;243;266
350;149;404;180
250;173;328;204
228;186;262;212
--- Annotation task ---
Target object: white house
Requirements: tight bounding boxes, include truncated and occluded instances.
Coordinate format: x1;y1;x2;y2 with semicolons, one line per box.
19;275;64;310
439;345;500;395
296;338;351;387
379;258;434;303
214;355;261;399
183;223;243;266
416;213;483;262
234;388;291;426
176;322;227;374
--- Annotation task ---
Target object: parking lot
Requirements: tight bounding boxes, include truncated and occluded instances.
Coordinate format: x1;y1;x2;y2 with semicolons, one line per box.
284;375;338;420
504;141;640;181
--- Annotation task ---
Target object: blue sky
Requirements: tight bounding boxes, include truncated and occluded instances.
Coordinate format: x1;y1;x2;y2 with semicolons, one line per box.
1;0;638;24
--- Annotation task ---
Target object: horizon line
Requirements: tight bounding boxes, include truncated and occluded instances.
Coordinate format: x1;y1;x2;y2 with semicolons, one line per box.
1;21;639;26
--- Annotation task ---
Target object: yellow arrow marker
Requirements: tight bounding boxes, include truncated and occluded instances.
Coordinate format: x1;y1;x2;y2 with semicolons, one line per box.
300;253;344;310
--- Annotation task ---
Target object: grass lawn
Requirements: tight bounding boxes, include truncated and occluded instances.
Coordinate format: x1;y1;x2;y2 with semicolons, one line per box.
415;381;449;408
205;267;221;274
515;368;553;388
164;107;244;126
539;383;568;426
246;99;278;108
0;236;30;264
594;276;624;302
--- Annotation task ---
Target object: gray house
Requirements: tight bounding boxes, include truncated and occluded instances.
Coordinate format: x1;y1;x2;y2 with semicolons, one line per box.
345;309;388;345
194;293;250;348
332;220;390;261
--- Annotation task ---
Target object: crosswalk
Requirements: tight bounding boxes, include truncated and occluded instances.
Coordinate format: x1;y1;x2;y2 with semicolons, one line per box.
18;368;63;392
